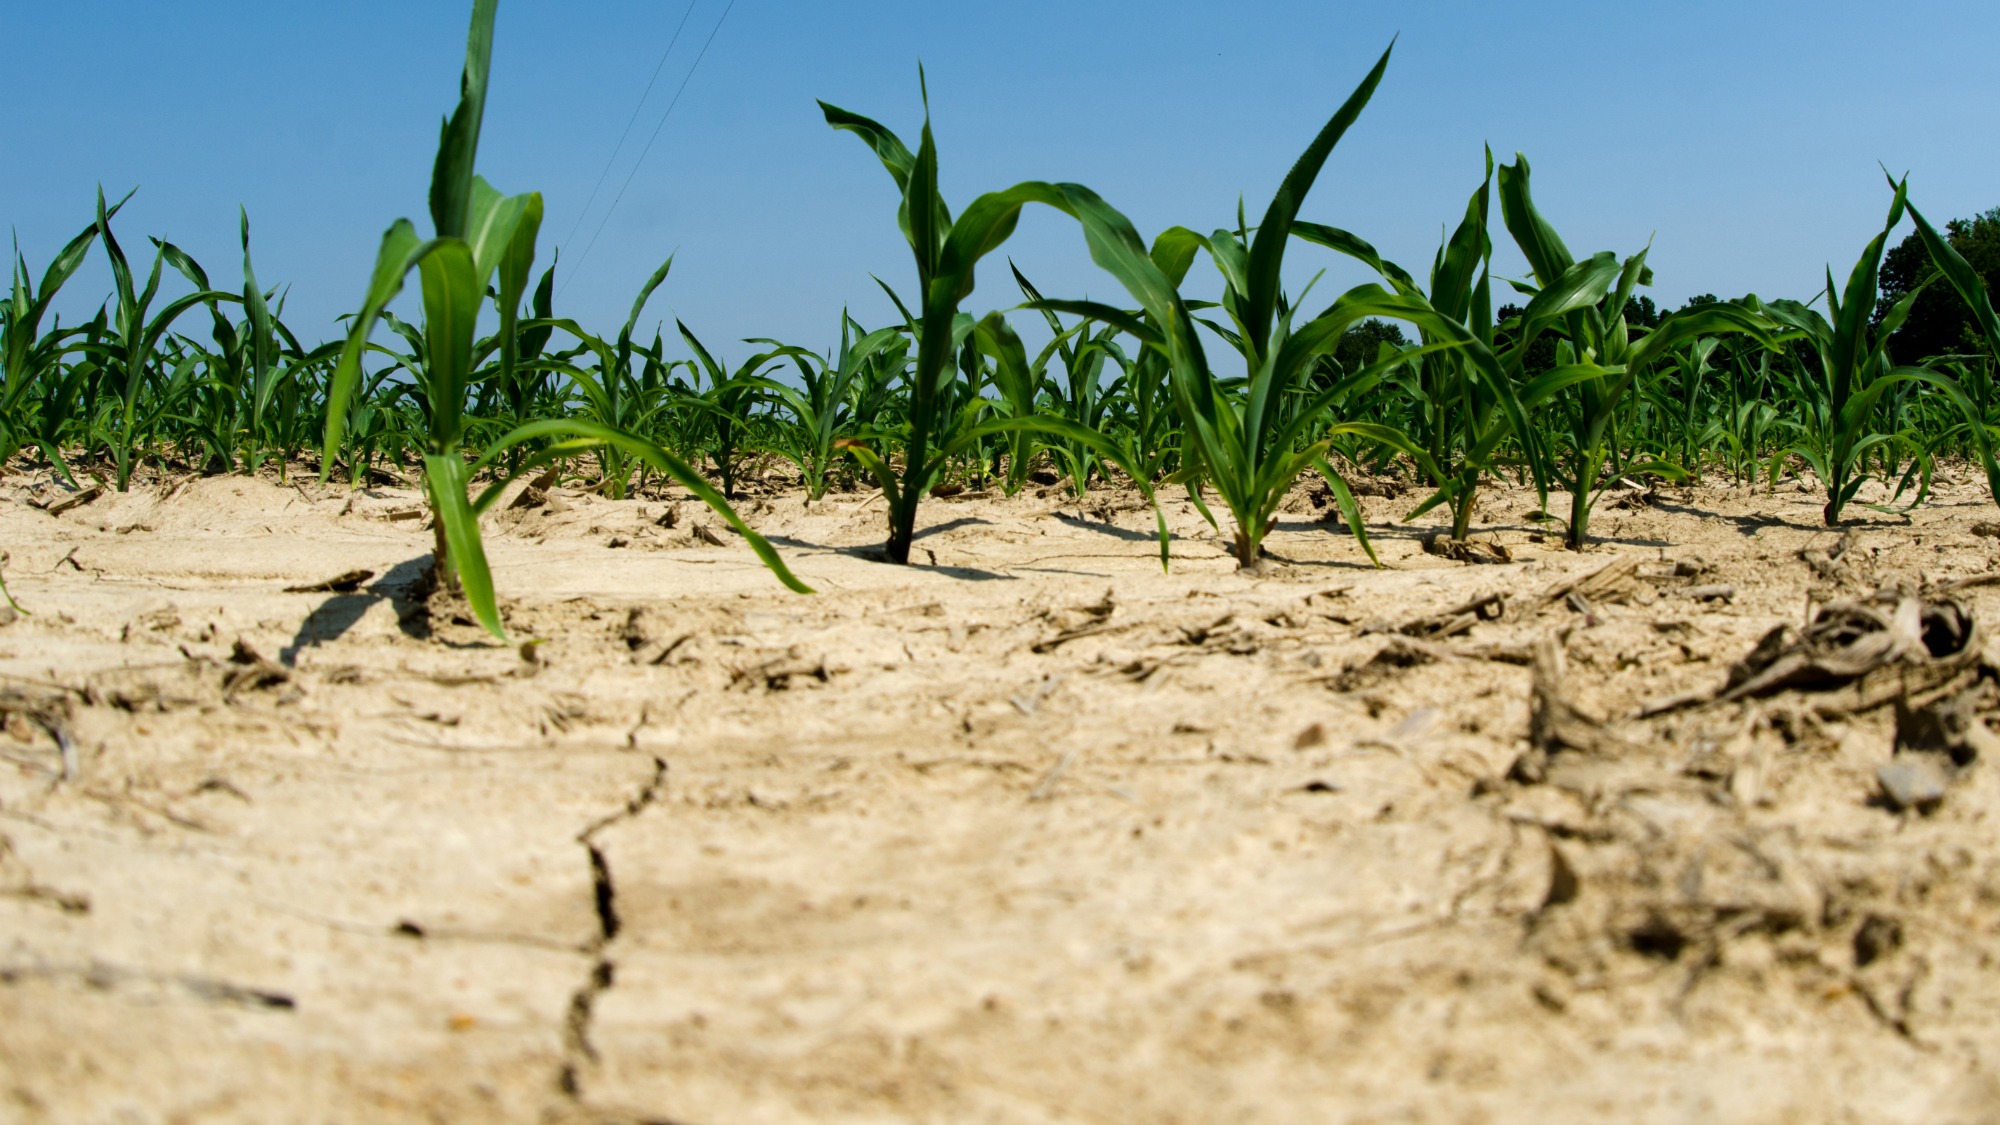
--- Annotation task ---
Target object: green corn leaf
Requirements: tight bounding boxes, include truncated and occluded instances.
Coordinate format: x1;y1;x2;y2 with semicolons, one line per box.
430;0;499;240
1149;227;1206;287
1496;155;1576;284
422;451;503;638
1312;456;1381;568
621;255;675;345
1242;42;1395;358
468;418;815;595
817;102;918;189
416;239;481;445
1290;221;1419;293
466;177;537;287
1907;195;2000;365
321;220;437;476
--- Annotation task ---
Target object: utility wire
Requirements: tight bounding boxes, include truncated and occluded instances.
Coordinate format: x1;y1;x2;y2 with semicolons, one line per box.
562;0;737;296
558;0;702;258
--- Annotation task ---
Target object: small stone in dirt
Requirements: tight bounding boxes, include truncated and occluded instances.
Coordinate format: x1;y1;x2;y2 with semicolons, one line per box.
1972;522;2000;539
1686;584;1735;603
1853;914;1903;967
1294;723;1327;750
607;537;629;549
1876;755;1951;812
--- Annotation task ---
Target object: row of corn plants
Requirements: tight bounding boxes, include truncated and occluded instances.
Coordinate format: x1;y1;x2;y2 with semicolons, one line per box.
8;0;2000;637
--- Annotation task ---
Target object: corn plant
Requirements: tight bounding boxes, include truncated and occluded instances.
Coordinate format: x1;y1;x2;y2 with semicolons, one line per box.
81;189;240;490
1759;180;1999;523
758;312;907;501
524;256;687;497
1908;189;2000;507
1495;155;1777;547
1011;264;1124;496
673;322;810;500
2;202;127;475
820;76;1164;565
322;0;807;637
1026;45;1534;567
1293;151;1614;542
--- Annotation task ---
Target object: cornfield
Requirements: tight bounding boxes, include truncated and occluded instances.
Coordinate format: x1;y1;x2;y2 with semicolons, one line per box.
7;2;2000;637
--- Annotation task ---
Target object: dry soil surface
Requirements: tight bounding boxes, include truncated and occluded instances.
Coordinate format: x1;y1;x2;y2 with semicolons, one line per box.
3;465;2000;1124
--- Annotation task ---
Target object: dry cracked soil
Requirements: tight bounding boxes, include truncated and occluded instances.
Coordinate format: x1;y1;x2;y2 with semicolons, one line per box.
3;462;2000;1124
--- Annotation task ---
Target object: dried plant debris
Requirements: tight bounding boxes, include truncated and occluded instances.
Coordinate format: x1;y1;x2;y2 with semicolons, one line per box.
283;569;375;594
1875;685;2000;812
1717;591;1979;714
1386;591;1506;640
1799;529;1866;584
1536;555;1645;611
508;465;563;510
1894;684;2000;765
1511;634;1634;782
222;639;291;698
0;686;78;780
1421;533;1513;564
1034;589;1121;652
30;483;105;515
1329;635;1443;693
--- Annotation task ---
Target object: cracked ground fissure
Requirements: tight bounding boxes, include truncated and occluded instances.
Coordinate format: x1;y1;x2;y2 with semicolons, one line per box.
556;755;668;1108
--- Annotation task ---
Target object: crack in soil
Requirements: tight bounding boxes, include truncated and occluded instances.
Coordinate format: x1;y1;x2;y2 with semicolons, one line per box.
556;755;668;1105
0;960;295;1010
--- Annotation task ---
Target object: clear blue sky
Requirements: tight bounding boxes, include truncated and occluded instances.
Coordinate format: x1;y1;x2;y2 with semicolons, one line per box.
6;0;1998;363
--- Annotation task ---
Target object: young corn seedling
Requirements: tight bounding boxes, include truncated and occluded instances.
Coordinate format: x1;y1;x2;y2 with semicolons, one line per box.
1012;264;1124;497
821;74;1165;565
673;322;812;500
1495;154;1776;547
2;201;130;476
1294;150;1616;543
526;255;687;498
85;189;239;490
1031;44;1526;567
1759;178;1999;523
1906;185;2000;508
758;311;908;501
322;0;808;638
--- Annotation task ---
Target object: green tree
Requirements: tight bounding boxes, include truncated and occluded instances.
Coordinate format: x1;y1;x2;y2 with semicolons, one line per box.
1332;318;1407;374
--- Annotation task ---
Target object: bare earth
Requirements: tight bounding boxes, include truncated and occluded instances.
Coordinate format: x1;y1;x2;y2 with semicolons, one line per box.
3;463;2000;1125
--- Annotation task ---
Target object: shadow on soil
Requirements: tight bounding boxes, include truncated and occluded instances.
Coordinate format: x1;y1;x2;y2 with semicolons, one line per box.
281;555;433;664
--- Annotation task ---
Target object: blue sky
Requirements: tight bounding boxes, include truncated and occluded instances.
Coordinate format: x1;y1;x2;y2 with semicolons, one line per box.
6;1;1999;362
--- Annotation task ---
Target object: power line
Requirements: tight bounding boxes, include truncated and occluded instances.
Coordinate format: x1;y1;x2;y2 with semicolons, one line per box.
558;0;702;259
561;0;737;296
